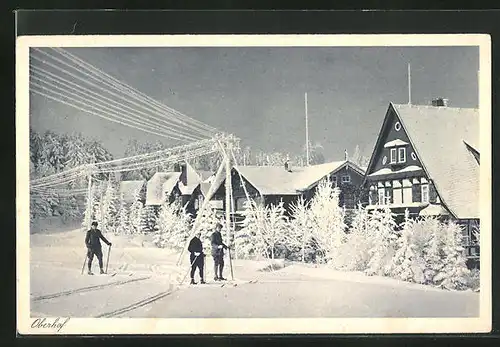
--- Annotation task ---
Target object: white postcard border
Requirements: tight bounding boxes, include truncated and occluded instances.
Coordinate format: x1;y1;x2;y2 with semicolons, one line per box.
16;34;492;335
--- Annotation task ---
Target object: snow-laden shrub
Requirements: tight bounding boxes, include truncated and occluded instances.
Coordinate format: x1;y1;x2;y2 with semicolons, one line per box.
339;203;373;271
307;177;346;266
196;206;220;246
153;201;190;249
365;206;398;276
236;199;287;260
464;268;480;292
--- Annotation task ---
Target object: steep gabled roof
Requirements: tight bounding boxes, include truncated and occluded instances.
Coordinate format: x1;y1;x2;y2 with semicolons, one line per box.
178;162;204;195
146;172;181;205
391;103;479;219
234;160;365;196
119;180;146;204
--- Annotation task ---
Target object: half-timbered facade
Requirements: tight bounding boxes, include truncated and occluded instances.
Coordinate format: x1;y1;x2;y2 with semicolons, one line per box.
363;101;480;267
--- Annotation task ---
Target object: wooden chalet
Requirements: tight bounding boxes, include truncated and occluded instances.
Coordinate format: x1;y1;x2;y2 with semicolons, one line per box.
362;100;480;267
187;160;366;226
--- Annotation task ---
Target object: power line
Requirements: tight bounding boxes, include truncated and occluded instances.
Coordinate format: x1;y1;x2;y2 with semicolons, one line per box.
30;65;207;142
30;75;203;143
30;83;194;142
32;48;216;138
54;48;218;135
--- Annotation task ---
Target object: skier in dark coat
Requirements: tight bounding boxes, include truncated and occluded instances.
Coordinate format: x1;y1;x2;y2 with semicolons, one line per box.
85;221;112;275
187;231;205;284
211;223;228;281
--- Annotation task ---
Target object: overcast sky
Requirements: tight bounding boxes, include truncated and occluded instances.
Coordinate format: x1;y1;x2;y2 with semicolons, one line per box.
29;46;479;161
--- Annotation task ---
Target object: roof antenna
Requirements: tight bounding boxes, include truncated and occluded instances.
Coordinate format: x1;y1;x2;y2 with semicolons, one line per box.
305;92;310;166
408;62;412;106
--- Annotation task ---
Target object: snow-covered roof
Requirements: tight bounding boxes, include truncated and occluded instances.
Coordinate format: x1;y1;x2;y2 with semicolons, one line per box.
368;165;423;177
384;139;409;148
178;162;204;195
146;172;181;205
235;160;365;196
392;103;479;219
198;170;214;181
419;203;451;216
119;180;146;204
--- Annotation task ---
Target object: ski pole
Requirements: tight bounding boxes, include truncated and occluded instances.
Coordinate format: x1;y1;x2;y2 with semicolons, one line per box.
105;244;111;274
81;251;88;275
180;254;199;285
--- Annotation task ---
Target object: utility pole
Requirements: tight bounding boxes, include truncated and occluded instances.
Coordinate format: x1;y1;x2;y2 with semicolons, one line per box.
305;92;310;166
86;170;93;229
225;139;233;250
408;63;412;105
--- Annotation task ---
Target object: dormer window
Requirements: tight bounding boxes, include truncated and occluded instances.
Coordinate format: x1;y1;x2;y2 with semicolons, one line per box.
398;147;406;163
390;148;397;164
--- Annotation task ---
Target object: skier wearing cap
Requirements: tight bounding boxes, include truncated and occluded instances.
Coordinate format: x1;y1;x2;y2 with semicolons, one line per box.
187;231;205;285
211;223;229;281
85;221;112;275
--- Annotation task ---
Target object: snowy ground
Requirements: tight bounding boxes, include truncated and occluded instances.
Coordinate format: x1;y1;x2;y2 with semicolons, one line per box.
30;228;480;318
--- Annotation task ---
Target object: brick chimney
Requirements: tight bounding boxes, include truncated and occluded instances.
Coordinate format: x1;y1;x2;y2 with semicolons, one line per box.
431;97;448;107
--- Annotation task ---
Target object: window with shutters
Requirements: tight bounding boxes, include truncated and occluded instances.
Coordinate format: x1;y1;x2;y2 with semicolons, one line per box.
421;184;429;203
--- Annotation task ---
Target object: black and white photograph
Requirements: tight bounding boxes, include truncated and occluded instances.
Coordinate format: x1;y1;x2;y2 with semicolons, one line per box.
16;34;491;334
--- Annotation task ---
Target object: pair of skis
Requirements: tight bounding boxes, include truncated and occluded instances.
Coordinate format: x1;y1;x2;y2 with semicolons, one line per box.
81;244;112;275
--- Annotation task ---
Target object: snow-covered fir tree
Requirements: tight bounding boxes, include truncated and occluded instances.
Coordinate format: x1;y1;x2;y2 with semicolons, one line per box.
129;187;144;234
286;196;313;262
235;199;261;259
169;205;192;250
420;216;446;285
435;220;470;290
390;209;418;282
308;177;346;266
154;200;191;249
365;206;398;276
261;200;287;260
140;205;157;233
196;206;219;245
154;201;179;248
116;193;132;234
101;179;119;233
91;183;105;226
